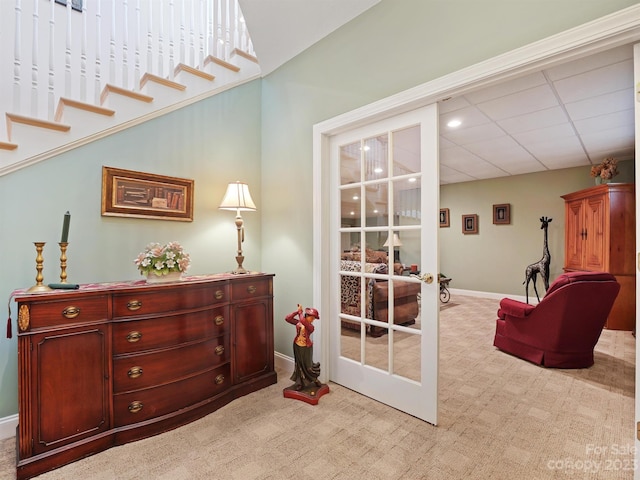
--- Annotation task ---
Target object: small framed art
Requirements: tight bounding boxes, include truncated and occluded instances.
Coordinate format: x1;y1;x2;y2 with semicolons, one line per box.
462;214;478;234
493;203;511;225
101;166;194;221
439;208;450;227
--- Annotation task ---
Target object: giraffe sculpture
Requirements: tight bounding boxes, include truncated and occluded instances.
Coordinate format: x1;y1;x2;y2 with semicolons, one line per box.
523;216;552;304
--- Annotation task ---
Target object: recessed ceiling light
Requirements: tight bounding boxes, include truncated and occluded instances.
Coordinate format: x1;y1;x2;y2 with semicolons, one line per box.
373;209;379;214
374;167;383;173
353;195;359;200
408;177;417;183
447;119;462;128
350;211;355;216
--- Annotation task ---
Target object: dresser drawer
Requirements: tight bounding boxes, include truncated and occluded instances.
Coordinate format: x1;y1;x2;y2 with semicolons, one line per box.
113;363;230;427
112;283;228;318
230;277;272;302
21;295;109;329
112;306;229;355
113;336;230;393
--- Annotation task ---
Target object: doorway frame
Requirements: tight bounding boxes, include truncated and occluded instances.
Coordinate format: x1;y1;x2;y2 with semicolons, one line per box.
312;0;640;435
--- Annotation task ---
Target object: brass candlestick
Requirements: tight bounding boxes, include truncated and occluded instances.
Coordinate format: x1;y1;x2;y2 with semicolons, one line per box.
26;242;52;293
59;242;68;283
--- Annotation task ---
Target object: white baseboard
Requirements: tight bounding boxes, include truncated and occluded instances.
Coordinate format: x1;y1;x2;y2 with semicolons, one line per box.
450;288;538;305
0;414;17;440
274;351;294;374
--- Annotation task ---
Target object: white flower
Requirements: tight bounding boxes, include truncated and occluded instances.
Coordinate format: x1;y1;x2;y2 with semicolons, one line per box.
134;242;191;276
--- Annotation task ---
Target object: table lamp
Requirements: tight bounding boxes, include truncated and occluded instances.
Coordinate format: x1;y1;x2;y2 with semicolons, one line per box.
219;181;256;274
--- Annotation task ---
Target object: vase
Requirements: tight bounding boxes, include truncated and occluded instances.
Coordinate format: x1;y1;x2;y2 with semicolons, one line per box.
146;271;183;284
595;176;602;185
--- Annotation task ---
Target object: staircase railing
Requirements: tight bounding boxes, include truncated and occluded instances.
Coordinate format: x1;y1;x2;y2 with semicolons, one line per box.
0;0;258;175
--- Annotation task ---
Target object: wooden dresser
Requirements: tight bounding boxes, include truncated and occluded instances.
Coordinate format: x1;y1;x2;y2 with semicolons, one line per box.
561;184;635;330
13;273;276;480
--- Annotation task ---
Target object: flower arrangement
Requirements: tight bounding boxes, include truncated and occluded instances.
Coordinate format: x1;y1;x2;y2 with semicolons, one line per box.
134;241;191;277
590;157;618;180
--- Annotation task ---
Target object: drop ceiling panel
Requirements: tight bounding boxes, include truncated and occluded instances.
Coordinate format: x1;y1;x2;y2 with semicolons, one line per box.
497;106;568;135
564;88;634;121
476;85;560;121
553;60;633;103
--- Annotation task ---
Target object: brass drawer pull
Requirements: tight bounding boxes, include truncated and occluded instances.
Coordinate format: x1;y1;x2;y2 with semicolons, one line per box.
62;306;80;319
126;331;142;343
214;315;224;326
214;290;224;300
247;285;257;294
214;374;225;385
215;345;225;356
127;366;143;378
126;300;142;311
128;401;143;413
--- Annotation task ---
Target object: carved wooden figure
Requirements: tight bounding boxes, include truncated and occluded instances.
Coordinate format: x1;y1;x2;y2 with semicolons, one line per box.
523;216;552;303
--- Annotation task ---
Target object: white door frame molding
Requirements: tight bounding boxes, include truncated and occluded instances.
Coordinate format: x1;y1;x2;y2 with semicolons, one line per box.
312;4;640;379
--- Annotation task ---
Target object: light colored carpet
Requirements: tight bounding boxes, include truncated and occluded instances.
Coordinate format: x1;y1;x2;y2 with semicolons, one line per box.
0;295;634;479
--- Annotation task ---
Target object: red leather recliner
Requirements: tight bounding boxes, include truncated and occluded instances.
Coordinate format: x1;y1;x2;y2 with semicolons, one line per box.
493;271;620;368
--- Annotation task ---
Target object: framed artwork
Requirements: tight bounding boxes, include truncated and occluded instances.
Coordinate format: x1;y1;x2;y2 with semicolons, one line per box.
462;214;478;234
439;208;450;227
493;203;511;225
101;166;194;221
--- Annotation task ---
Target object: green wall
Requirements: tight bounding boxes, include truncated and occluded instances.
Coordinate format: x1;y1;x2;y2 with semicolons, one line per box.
260;0;639;357
0;81;262;418
440;160;635;297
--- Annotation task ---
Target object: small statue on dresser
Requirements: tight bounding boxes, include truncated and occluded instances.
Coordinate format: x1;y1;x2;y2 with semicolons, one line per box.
283;304;329;405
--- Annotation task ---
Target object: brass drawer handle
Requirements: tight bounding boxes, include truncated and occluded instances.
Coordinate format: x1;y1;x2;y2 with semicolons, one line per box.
127;366;143;378
127;300;142;311
214;290;224;300
214;374;225;385
62;306;80;319
247;285;257;294
214;315;224;326
128;401;143;413
126;331;142;343
215;345;225;356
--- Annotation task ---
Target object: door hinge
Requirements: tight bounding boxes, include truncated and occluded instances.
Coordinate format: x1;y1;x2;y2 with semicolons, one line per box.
637;422;640;441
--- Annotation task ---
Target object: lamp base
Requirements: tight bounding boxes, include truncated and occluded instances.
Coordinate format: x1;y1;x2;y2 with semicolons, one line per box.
232;255;249;274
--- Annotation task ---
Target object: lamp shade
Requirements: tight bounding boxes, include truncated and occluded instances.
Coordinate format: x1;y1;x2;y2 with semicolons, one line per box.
383;233;402;247
219;181;257;211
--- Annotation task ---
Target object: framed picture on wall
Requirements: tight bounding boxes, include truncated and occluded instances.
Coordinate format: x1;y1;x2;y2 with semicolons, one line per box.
493;203;511;225
439;208;450;227
462;214;478;234
101;166;194;221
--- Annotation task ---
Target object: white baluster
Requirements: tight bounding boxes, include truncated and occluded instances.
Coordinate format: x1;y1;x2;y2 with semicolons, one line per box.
122;0;129;89
134;0;141;90
216;0;222;58
179;0;185;65
189;0;196;66
207;0;214;58
198;0;205;67
169;0;175;79
80;0;87;102
223;0;229;59
230;0;238;54
65;0;72;100
158;1;165;77
47;0;55;118
13;0;22;114
147;0;153;76
95;0;102;104
31;0;39;118
109;0;116;84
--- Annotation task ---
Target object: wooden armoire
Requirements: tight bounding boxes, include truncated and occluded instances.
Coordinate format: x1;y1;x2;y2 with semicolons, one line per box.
561;183;635;330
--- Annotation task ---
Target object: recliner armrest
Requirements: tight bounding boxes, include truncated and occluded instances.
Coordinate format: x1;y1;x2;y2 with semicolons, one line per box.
498;298;536;319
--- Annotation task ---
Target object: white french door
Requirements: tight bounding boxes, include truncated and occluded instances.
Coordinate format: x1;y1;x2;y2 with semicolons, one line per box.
328;104;439;423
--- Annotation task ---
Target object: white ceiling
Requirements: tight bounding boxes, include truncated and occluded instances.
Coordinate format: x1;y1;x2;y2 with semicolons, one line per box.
238;2;635;185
